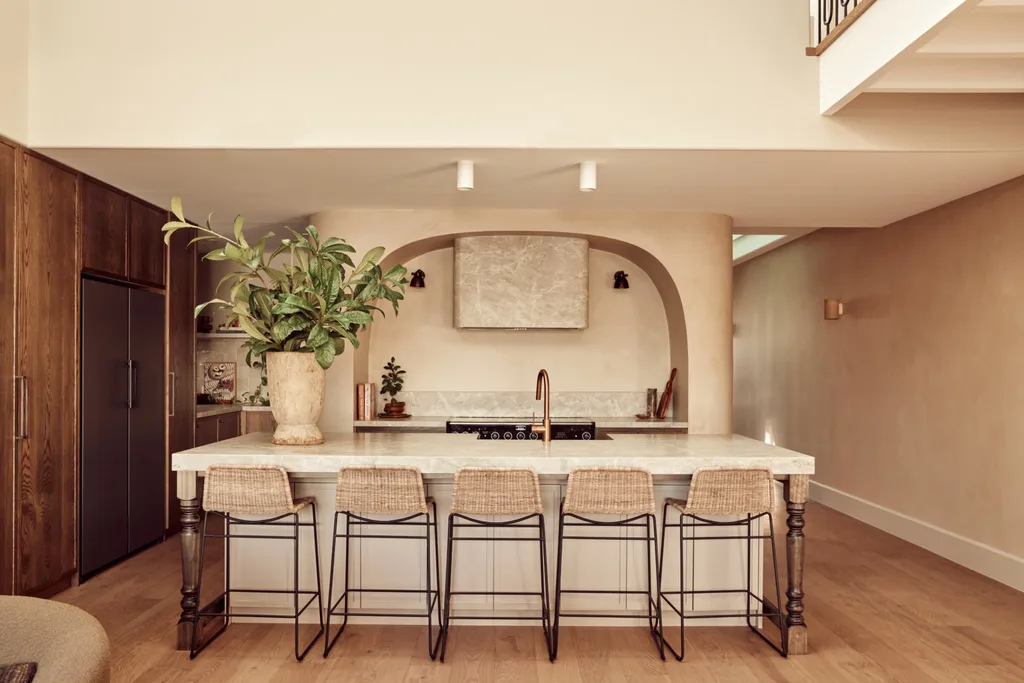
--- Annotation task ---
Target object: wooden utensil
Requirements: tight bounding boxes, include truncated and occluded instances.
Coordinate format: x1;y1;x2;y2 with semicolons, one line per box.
655;368;677;419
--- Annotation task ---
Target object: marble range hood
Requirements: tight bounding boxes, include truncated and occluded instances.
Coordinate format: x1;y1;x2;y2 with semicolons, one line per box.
454;235;589;329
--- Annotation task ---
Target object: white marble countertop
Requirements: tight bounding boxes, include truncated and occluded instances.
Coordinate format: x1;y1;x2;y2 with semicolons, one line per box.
195;404;242;419
172;431;813;475
353;416;689;430
196;404;272;419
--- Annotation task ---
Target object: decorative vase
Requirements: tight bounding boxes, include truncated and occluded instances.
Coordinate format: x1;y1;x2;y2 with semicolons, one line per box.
266;352;325;445
384;401;406;417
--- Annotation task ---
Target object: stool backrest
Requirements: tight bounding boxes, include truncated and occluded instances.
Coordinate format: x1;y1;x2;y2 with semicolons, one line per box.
563;467;655;515
335;467;428;514
451;467;542;516
685;467;775;516
204;465;297;515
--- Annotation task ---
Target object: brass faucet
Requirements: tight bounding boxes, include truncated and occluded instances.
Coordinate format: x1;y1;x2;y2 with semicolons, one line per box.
532;369;551;443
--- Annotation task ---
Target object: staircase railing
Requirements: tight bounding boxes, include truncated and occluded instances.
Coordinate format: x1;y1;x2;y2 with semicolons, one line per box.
807;0;878;56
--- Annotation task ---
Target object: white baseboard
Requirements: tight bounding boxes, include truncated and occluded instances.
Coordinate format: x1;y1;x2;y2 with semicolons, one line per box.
809;481;1024;593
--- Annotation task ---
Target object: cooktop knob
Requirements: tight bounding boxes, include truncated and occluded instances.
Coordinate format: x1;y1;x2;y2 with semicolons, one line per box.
582;432;592;440
490;431;499;440
516;432;525;440
503;431;513;440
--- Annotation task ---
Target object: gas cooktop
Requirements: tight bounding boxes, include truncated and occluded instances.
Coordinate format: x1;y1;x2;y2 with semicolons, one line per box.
446;418;596;441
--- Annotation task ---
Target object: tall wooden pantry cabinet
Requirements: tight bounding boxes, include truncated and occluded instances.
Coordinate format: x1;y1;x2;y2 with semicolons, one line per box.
0;142;80;597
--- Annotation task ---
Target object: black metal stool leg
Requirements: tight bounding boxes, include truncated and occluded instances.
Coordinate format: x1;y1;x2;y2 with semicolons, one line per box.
678;512;686;660
292;505;325;662
425;503;444;660
323;511;340;657
538;514;554;662
768;513;788;657
293;512;302;661
552;506;566;660
439;514;455;663
646;514;666;661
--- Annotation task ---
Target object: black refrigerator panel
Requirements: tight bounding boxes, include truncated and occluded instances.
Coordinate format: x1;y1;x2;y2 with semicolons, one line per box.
80;279;130;577
128;288;167;552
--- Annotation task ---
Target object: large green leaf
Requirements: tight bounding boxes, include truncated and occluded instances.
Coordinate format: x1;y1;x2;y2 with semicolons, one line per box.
353;246;385;275
194;298;229;318
233;214;248;248
314;341;335;369
170;196;185;221
307;323;329;349
238;316;270;342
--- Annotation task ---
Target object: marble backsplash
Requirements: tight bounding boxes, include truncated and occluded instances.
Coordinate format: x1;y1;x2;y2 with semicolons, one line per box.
395;391;661;418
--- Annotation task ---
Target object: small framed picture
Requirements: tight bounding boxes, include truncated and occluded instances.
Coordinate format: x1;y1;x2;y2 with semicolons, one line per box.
203;362;237;404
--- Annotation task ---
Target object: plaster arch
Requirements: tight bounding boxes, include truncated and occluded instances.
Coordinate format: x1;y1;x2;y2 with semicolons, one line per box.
353;233;688;421
309;209;732;434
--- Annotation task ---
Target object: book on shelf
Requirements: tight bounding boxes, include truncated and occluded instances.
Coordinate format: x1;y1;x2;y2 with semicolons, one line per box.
356;383;365;421
366;382;375;419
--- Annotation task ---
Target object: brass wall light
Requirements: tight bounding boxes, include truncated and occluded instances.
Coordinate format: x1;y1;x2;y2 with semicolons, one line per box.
409;269;426;288
824;299;844;320
613;271;629;289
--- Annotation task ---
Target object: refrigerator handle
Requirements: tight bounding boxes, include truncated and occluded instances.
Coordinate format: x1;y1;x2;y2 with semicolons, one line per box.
169;372;176;417
14;376;27;440
127;360;136;409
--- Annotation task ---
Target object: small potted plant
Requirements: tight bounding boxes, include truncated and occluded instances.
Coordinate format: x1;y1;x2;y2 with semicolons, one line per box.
380;357;407;417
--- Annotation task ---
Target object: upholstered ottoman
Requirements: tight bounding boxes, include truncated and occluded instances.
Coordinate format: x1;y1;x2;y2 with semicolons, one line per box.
0;597;110;683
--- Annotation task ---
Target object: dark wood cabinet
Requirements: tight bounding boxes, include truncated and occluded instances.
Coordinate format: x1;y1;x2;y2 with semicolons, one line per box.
195;412;241;447
80;178;128;279
129;199;167;288
166;227;195;534
217;413;241;440
195;416;219;448
16;152;79;596
0;141;16;596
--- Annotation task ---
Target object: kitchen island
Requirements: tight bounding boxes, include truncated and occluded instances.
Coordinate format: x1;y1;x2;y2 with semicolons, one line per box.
172;432;814;654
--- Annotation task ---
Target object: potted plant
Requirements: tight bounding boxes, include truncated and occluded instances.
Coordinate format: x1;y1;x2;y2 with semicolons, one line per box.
162;198;408;445
380;357;407;417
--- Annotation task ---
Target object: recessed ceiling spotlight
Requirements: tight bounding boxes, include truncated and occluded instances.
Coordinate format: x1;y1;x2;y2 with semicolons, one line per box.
579;160;597;192
456;160;474;191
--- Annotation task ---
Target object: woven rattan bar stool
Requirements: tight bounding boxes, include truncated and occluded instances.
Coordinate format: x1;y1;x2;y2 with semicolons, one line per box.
440;467;554;662
658;467;786;661
323;467;443;659
190;465;324;661
553;467;665;660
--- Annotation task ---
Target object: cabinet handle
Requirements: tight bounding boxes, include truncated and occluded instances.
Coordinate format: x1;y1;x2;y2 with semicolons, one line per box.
169;372;176;417
127;360;136;409
14;376;27;440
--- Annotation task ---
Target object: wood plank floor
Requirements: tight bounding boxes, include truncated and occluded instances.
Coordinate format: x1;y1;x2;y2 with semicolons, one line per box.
55;503;1024;682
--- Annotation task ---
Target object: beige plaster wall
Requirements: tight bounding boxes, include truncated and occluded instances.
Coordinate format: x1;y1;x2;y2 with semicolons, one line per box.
733;176;1024;557
26;0;1024;151
368;247;670;393
0;0;28;142
309;209;733;435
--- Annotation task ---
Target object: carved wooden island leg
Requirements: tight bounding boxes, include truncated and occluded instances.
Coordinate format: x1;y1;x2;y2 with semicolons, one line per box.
176;470;200;650
783;474;809;655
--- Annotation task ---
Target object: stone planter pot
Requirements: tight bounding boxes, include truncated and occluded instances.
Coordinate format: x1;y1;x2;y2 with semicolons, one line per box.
384;401;406;417
266;352;325;445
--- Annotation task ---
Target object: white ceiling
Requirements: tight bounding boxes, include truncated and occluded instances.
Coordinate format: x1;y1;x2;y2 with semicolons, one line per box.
40;147;1024;231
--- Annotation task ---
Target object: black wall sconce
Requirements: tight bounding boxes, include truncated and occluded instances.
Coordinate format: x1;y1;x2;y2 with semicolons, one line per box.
409;269;426;288
613;270;629;289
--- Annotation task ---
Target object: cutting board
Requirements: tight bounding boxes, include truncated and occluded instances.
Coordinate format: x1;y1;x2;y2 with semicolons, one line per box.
655;368;677;419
